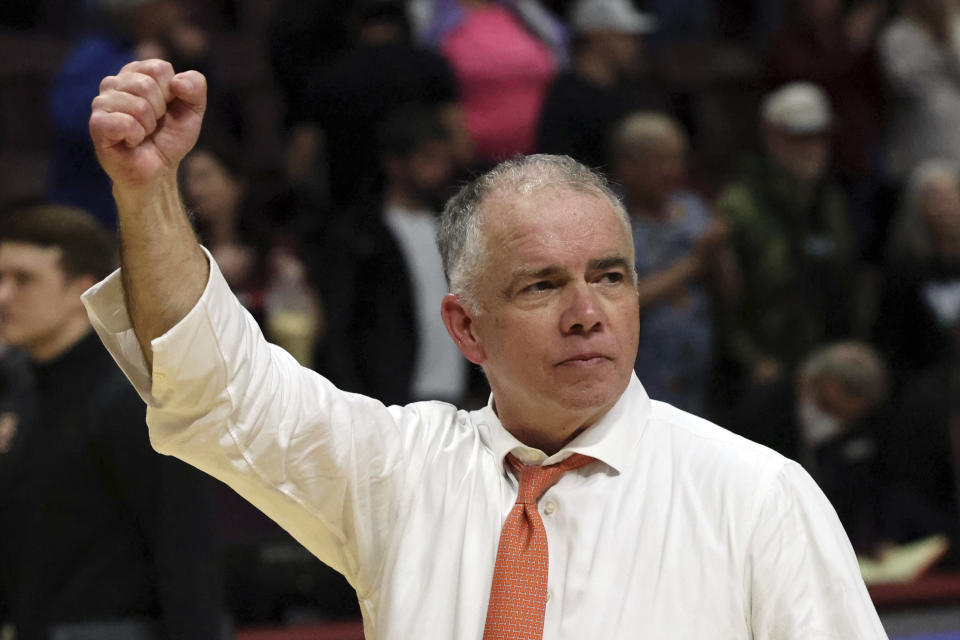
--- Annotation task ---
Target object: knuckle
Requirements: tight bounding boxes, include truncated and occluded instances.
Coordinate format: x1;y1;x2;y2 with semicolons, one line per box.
88;110;106;130
120;59;148;73
132;74;153;94
133;98;155;122
99;75;117;91
144;58;173;77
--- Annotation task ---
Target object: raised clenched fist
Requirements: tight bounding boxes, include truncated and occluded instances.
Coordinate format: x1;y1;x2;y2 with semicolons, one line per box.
89;59;206;192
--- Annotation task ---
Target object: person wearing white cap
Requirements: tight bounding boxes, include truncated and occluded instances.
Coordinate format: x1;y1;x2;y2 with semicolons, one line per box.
536;0;671;169
717;81;859;390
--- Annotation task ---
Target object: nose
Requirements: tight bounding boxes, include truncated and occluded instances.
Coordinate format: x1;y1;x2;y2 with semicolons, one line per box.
560;282;604;335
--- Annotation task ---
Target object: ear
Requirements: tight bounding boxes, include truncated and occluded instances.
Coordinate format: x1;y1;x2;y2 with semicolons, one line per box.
441;293;486;365
66;274;97;303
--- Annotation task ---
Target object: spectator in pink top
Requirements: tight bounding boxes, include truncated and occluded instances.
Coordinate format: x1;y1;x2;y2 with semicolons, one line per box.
416;0;563;163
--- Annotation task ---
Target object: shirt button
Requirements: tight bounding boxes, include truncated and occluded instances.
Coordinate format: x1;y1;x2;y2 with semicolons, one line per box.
543;500;557;515
547;588;554;602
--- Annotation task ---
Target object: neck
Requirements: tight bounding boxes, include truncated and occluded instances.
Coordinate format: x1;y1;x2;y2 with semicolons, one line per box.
574;51;616;87
493;397;611;456
385;186;428;213
29;316;91;363
207;213;238;246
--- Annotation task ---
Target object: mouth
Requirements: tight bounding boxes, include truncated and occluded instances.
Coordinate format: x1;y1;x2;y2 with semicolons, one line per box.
556;353;612;367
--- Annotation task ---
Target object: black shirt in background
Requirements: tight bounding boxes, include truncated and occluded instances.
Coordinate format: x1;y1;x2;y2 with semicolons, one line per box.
301;42;458;208
0;332;223;639
536;70;674;172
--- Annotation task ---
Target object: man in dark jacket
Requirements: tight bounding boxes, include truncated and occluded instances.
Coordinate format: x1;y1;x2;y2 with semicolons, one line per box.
314;105;471;407
0;204;224;639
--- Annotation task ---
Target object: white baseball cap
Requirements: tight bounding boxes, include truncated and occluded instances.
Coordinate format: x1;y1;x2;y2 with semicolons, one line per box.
761;82;834;135
569;0;658;35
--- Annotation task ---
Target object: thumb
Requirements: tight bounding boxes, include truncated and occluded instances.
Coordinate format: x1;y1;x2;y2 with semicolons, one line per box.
169;70;207;115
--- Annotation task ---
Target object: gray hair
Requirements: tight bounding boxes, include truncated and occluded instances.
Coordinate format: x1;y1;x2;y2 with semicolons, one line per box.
887;158;960;264
800;341;889;408
436;154;633;308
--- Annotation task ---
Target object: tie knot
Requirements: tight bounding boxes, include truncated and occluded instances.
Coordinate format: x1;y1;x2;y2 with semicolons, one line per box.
506;453;593;505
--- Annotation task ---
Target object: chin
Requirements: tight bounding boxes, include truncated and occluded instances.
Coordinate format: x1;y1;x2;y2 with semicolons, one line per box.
553;373;628;414
0;328;20;347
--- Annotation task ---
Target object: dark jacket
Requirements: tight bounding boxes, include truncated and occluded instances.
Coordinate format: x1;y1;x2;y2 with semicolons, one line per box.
0;332;223;639
717;156;857;374
312;206;418;406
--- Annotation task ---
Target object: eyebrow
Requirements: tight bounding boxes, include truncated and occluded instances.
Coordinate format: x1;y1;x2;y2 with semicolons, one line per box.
501;255;632;297
502;265;565;298
588;256;632;272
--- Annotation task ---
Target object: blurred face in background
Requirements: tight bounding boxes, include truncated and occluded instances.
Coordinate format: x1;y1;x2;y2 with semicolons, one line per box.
386;139;455;210
764;126;831;185
919;173;960;247
0;243;89;357
615;132;687;212
598;31;643;78
182;150;244;227
796;374;870;446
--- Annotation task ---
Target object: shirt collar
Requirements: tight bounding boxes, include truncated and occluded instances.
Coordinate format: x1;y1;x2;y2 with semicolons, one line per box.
476;373;651;474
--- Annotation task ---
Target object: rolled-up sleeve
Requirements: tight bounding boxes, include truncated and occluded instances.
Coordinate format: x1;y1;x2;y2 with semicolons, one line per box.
81;250;408;597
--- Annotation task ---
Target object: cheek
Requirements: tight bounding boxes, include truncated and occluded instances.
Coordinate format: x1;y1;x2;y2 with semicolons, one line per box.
487;312;555;364
612;298;641;345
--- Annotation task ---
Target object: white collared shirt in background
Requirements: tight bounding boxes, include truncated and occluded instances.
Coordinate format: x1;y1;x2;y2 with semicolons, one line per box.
384;203;466;402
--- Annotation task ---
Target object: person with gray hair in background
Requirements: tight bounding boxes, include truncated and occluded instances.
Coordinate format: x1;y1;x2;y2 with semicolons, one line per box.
84;59;886;638
874;159;960;378
878;0;960;185
608;111;737;417
732;341;892;554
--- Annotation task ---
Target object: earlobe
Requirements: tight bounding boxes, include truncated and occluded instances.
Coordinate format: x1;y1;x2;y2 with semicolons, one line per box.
69;275;98;299
441;293;486;365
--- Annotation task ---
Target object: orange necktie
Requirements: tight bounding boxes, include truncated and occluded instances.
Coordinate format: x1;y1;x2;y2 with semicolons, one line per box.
483;452;593;639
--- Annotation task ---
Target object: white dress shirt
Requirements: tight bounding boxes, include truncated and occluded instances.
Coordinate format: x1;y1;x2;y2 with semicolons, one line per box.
82;254;886;640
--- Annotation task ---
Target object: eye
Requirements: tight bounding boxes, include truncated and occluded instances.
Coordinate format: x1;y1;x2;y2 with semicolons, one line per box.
599;271;624;284
522;280;555;294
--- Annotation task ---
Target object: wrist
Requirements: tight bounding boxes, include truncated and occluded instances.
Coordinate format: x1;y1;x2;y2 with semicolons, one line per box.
113;172;181;218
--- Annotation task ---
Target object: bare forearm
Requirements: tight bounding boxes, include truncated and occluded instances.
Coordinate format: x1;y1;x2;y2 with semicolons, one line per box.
708;248;741;306
636;255;700;314
116;175;209;365
89;60;210;364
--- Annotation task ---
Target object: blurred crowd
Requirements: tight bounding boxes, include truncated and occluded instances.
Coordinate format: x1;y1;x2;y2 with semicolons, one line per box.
3;0;960;635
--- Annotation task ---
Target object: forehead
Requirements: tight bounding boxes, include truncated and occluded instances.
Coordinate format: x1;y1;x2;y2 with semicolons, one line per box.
0;242;63;274
481;185;632;265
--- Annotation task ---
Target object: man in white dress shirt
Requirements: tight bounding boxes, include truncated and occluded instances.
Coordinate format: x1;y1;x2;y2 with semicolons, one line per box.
84;59;887;638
